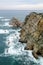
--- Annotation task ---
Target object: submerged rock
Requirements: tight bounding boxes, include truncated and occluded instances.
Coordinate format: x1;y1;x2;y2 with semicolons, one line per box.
19;12;43;58
9;17;22;28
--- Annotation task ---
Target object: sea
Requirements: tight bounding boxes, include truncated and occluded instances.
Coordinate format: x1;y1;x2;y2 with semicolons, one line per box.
0;10;43;65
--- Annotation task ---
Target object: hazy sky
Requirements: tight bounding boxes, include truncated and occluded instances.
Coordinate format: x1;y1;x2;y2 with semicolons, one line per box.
0;0;43;10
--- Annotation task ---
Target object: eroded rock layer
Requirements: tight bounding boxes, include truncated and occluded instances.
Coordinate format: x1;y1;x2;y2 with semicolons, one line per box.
19;12;43;58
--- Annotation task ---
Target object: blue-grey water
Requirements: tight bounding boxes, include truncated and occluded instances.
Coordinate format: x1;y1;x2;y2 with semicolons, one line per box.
0;10;43;65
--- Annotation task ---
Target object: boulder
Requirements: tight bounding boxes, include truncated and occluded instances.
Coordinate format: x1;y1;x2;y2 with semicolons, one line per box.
19;12;43;58
24;43;34;50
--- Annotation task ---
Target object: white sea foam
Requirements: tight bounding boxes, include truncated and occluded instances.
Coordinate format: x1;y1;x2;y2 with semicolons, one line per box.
4;29;43;65
37;56;43;65
4;30;23;55
4;22;13;27
0;22;13;27
26;50;43;65
4;45;24;55
4;22;9;26
1;19;10;21
0;29;9;34
7;34;17;40
0;17;4;19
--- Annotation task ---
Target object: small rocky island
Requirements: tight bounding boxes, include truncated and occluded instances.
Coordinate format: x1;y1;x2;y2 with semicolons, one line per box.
9;17;22;27
9;12;43;59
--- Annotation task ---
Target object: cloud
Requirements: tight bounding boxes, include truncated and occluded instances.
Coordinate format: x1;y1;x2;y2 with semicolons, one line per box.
0;3;43;10
15;4;43;10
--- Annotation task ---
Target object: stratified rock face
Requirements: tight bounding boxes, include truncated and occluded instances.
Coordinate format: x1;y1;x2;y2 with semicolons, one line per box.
9;17;22;27
19;12;43;58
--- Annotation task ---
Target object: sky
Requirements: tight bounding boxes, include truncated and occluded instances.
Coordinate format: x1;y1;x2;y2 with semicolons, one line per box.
0;0;43;10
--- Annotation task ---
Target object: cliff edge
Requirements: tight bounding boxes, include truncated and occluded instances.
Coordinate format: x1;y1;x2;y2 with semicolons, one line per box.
19;12;43;58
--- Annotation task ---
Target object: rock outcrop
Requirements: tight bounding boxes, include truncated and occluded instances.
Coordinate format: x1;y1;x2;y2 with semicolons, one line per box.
9;17;22;28
19;12;43;58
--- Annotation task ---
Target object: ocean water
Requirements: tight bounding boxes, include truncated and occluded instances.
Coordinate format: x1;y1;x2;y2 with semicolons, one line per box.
0;10;43;65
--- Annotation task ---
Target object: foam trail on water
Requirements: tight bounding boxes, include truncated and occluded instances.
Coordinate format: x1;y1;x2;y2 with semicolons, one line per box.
0;17;4;19
1;19;10;21
4;22;13;27
0;29;9;34
0;22;13;27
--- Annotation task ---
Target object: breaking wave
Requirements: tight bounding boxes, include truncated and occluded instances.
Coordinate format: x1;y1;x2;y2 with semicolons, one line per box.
0;29;9;34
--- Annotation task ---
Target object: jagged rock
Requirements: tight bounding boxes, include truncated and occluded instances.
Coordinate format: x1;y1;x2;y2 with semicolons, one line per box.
9;17;22;28
24;43;34;50
32;51;38;59
32;44;43;59
19;12;43;58
38;44;43;57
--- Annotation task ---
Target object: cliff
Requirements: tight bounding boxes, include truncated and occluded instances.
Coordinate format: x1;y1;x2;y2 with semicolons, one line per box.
19;12;43;58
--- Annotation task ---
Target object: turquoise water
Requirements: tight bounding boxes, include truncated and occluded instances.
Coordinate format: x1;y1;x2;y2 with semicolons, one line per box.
0;10;43;65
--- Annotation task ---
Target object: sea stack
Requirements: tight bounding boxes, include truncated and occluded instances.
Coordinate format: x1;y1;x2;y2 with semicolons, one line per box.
9;17;22;28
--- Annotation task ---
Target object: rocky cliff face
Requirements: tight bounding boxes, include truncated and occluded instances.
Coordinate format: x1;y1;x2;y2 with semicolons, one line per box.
19;12;43;58
9;17;22;28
